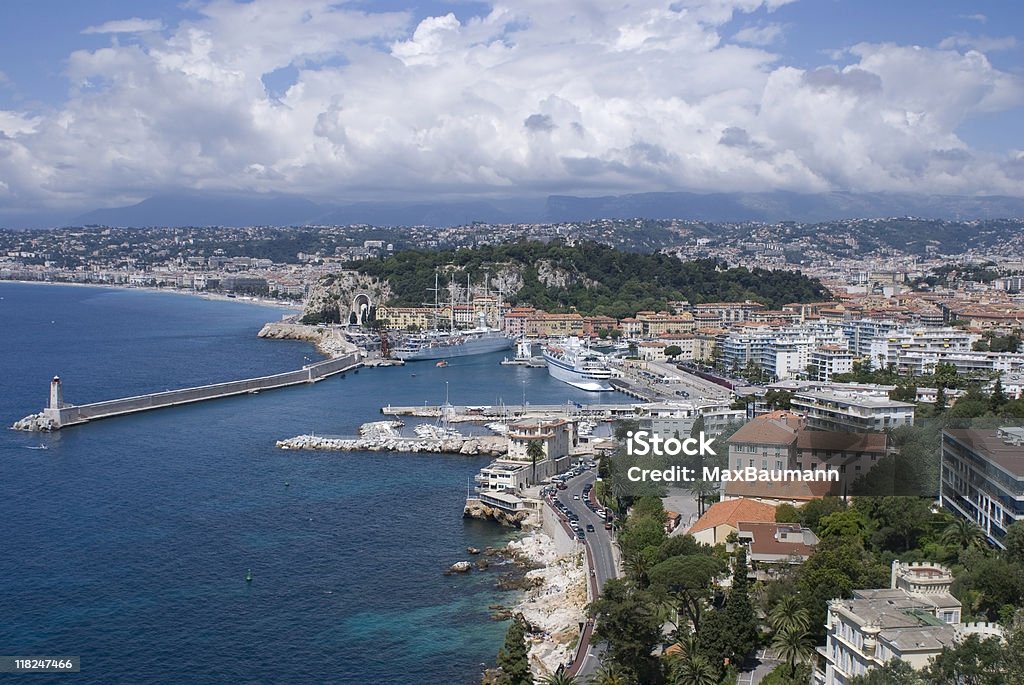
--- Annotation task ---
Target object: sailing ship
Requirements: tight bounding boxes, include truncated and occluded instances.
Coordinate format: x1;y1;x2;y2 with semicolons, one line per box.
392;273;512;361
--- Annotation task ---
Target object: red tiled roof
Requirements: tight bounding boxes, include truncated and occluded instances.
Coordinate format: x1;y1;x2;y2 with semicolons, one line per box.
688;498;777;535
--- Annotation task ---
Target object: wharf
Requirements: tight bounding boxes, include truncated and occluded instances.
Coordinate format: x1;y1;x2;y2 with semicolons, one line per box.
380;402;643;421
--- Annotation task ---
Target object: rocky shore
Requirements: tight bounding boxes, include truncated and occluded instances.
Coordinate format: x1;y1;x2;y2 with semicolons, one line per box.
463;501;532;528
505;534;589;678
11;412;57;432
257;321;357;358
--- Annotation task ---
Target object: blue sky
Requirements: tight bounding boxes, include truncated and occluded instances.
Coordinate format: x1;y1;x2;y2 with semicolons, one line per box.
0;0;1022;218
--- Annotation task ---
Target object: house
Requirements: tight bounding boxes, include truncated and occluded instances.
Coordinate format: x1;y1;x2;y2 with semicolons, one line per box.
687;498;777;545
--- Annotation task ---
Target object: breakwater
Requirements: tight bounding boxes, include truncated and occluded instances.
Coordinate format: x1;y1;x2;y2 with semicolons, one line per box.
277;432;506;456
13;350;362;431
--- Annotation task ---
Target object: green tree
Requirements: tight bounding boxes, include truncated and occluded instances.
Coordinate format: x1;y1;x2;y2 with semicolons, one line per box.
690;480;718;518
991;377;1008;411
541;672;577;685
665;345;683;359
586;662;635;685
923;634;1007;685
768;596;810;635
648;555;725;635
497;615;533;685
935;385;947;412
588;579;663;683
770;625;814;681
667;652;719;685
724;547;759;665
941;517;986;551
1003;521;1024;566
526;441;545;485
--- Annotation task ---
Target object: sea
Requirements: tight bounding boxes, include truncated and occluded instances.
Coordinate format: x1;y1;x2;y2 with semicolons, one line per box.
0;282;625;685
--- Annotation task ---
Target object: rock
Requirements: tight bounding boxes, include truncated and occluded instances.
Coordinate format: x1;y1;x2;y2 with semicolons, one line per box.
475;558;489;570
448;561;472;573
467;547;481;555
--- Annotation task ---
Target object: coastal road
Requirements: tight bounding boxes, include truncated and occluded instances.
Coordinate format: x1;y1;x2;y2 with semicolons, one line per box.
546;469;618;678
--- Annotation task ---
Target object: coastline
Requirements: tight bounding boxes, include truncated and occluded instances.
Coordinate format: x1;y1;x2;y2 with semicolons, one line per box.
0;279;302;313
504;533;588;678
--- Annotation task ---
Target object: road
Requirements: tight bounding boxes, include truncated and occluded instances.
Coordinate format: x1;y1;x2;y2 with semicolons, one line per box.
545;469;619;679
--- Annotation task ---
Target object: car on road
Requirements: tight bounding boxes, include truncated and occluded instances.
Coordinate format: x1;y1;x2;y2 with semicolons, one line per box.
604;522;613;530
573;494;580;500
586;524;595;532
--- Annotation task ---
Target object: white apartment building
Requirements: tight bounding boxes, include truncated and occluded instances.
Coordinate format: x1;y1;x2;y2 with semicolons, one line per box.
842;319;899;359
791;390;915;432
809;346;854;382
868;327;977;371
816;561;1001;685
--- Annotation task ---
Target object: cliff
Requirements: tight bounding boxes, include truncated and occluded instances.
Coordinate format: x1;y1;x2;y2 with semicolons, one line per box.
300;271;392;325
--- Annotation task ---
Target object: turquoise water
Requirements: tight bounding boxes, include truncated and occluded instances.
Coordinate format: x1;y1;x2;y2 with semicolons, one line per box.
0;283;622;684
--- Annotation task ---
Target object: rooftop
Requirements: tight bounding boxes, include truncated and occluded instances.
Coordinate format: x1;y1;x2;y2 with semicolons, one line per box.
688;497;777;535
944;427;1024;478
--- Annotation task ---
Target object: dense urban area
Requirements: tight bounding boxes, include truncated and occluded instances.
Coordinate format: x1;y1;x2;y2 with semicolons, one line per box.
7;217;1024;685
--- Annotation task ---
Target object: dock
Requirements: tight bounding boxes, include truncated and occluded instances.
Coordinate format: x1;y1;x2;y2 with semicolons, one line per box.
380;402;643;421
13;351;363;431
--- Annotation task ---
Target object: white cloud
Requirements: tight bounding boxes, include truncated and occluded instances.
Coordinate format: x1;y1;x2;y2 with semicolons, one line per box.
82;17;165;34
1;0;1023;214
959;14;987;24
733;23;785;47
939;33;1018;52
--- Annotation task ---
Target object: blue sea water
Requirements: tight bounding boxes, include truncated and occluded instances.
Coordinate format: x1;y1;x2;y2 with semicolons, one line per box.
0;283;623;685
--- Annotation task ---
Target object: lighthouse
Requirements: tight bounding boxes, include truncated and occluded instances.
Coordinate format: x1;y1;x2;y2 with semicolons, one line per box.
49;376;64;410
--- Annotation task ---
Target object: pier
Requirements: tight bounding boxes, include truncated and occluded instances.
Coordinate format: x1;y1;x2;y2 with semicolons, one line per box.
380;402;643;421
13;351;362;431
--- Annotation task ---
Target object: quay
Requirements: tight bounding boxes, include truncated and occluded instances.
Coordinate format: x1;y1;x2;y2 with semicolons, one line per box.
13;350;362;431
380;402;643;421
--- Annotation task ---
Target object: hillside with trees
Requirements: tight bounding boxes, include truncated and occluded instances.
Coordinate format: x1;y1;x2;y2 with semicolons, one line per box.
353;240;828;319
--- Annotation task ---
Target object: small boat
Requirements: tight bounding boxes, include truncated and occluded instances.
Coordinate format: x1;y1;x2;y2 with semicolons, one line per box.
436;360;448;367
245;569;253;583
26;445;48;450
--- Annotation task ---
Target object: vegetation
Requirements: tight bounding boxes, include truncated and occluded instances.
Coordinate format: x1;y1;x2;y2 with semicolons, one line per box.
496;615;533;685
354;240;829;318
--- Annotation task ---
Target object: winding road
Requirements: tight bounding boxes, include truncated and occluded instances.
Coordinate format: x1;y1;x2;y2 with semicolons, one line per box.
545;469;619;679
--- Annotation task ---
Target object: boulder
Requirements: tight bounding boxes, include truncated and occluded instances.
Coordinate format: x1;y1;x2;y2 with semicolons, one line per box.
448;561;472;573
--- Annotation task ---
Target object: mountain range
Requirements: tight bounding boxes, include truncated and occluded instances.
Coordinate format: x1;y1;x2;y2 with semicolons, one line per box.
4;190;1024;229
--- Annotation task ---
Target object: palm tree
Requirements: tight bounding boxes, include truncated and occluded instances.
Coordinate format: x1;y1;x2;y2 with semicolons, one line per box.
543;670;578;685
587;663;634;685
771;625;814;680
769;596;811;635
690;480;718;518
622;549;652;588
669;653;719;685
941;517;986;550
527;440;545;485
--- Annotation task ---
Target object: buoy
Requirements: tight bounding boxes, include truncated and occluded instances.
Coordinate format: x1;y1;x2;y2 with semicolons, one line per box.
285;481;290;487
246;569;253;583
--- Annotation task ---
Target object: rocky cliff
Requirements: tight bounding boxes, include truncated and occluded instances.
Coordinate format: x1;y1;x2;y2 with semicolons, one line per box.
300;271;392;324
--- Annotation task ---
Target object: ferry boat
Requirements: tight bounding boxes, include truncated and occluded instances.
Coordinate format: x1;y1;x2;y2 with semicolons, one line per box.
543;338;613;392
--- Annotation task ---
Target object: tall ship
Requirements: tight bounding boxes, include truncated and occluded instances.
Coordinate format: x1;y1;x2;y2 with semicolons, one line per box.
543;338;614;392
392;273;513;361
393;323;513;361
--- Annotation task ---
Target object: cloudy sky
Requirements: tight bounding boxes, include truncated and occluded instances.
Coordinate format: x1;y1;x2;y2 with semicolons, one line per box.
0;0;1022;218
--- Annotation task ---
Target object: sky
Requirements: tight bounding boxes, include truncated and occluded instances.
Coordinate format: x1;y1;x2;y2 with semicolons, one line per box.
0;0;1022;219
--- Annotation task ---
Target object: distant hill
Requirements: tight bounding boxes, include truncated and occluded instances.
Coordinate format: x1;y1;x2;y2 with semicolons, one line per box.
58;189;1024;229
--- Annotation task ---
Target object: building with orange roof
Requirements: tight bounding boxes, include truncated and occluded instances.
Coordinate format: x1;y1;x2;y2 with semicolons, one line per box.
687;497;778;545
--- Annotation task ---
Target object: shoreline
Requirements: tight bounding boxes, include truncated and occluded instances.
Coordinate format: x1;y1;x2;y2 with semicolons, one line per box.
0;279;302;313
503;533;588;679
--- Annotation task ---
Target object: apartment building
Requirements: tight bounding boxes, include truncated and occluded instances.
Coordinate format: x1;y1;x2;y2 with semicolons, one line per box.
940;426;1024;548
816;561;1000;685
791;390;915;432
